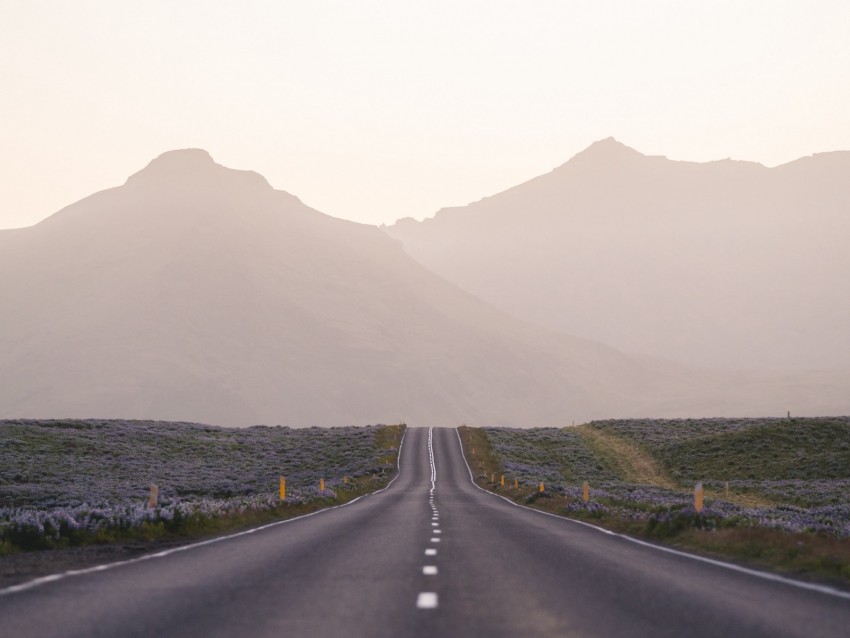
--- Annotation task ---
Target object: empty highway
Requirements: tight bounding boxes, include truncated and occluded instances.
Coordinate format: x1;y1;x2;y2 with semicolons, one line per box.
1;427;849;637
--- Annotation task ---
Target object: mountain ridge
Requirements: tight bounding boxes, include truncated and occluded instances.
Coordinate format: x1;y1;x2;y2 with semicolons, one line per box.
2;149;847;426
385;140;850;372
0;150;704;426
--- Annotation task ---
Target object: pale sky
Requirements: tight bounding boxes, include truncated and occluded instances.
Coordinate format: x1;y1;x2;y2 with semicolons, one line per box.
1;1;848;229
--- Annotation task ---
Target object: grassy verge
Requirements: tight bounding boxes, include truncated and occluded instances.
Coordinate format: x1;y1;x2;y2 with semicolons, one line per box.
0;424;406;556
90;473;394;548
460;426;850;587
458;425;502;486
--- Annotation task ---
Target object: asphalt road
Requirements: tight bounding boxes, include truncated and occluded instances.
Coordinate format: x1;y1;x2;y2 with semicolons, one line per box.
2;427;849;637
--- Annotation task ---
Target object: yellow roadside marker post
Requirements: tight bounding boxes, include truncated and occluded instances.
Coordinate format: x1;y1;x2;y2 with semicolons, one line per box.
583;481;590;503
694;482;704;513
500;475;505;488
148;484;159;509
279;476;286;501
320;478;325;495
539;481;545;493
514;478;519;490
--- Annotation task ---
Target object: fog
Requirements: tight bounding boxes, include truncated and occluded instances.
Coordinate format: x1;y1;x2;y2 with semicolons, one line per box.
1;150;847;426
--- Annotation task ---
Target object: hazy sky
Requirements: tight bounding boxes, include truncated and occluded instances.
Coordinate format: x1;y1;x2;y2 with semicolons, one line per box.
2;1;848;229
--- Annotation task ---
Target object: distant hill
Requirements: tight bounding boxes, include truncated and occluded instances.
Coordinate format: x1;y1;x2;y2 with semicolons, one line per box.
386;138;850;372
1;149;846;426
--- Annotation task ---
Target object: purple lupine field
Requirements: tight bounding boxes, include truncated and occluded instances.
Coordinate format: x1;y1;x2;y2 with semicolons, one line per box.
0;419;399;549
483;418;850;538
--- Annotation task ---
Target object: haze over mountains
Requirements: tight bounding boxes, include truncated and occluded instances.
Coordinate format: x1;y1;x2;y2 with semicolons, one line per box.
1;149;847;426
387;138;850;372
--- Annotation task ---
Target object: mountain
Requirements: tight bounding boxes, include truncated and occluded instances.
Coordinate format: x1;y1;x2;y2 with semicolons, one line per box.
386;138;850;372
1;149;846;427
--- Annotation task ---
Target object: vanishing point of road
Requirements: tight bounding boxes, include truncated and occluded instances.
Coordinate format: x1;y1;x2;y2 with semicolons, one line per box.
2;427;849;637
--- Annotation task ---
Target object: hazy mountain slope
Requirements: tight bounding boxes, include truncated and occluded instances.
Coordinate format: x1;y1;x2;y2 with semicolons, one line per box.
0;150;702;426
2;149;846;426
386;138;850;372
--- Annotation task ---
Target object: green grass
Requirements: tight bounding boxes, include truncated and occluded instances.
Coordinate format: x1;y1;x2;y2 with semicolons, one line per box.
556;505;850;585
458;425;502;485
659;419;850;482
374;423;406;467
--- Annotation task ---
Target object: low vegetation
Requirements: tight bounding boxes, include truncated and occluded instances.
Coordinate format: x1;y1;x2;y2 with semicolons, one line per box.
592;417;850;482
0;420;404;554
461;418;850;584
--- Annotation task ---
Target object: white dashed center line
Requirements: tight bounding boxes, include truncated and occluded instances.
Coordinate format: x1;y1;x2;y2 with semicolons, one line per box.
418;428;441;611
417;592;438;609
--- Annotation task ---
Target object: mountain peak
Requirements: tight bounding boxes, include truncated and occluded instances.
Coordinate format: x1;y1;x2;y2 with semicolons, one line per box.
150;148;215;166
561;139;781;176
126;148;271;190
576;137;644;160
549;138;646;176
132;148;216;177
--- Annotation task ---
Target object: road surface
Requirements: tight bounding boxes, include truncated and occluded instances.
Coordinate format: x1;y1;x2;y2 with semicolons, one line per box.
1;427;849;637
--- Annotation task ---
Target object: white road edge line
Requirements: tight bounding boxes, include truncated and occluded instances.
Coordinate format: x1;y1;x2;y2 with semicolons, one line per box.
0;427;409;598
453;427;850;602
